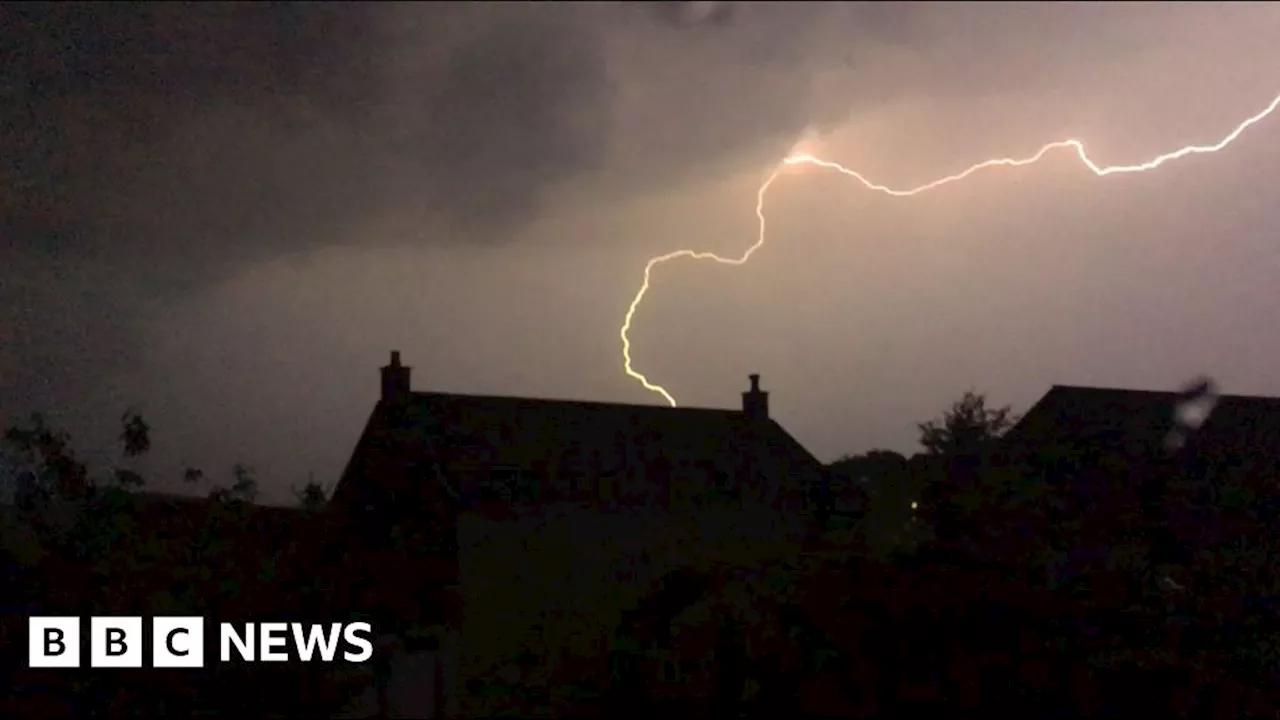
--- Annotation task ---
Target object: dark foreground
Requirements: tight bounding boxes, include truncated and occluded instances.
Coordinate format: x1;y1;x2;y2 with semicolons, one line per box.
5;551;1279;717
492;551;1280;719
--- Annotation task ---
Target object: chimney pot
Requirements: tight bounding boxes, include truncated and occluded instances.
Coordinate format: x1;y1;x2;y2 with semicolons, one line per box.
381;350;412;402
743;373;768;420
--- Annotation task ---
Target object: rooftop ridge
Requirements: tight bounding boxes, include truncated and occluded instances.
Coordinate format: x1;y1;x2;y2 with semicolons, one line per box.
1050;384;1280;403
406;389;747;415
115;490;306;514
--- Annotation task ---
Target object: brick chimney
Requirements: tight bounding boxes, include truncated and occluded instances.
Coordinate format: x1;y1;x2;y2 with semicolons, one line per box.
742;373;769;421
381;350;412;402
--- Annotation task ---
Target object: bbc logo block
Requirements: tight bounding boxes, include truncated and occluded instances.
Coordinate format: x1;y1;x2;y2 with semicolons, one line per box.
91;616;143;668
153;617;204;668
28;617;80;668
29;617;372;668
29;616;205;669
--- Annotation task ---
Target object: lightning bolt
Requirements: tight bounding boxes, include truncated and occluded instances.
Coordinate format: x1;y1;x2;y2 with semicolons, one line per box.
621;91;1280;407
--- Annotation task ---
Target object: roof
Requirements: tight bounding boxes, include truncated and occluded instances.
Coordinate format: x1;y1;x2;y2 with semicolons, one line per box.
124;489;307;530
1003;385;1183;454
334;389;824;504
1004;384;1280;469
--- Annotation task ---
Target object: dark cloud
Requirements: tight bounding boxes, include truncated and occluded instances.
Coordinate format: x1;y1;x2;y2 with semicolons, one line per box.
416;13;612;236
1;3;617;419
3;3;910;277
0;1;1033;433
3;4;612;269
646;2;736;28
9;3;1272;504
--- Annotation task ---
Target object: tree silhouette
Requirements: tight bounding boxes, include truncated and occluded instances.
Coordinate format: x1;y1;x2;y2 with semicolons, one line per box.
3;411;269;510
3;413;89;503
829;449;908;481
825;450;920;556
293;475;329;512
230;463;258;503
827;450;908;522
3;410;155;500
120;411;151;459
112;411;151;489
205;463;259;504
912;391;1019;561
917;390;1016;457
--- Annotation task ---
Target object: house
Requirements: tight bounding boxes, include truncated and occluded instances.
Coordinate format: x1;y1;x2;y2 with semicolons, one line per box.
989;382;1280;582
1002;382;1280;496
1002;384;1210;462
336;351;825;517
331;352;827;713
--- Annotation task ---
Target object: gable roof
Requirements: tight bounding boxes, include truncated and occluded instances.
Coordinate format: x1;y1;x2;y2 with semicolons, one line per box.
334;389;823;504
1004;384;1280;467
1003;385;1182;453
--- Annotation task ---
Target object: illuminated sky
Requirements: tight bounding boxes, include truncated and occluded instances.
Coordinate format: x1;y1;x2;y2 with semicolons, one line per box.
4;3;1280;503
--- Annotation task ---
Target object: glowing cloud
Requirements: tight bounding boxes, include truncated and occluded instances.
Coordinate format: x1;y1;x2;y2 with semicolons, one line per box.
621;91;1280;407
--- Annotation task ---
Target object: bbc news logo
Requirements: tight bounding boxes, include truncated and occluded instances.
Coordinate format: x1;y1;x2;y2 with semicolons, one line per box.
29;617;374;668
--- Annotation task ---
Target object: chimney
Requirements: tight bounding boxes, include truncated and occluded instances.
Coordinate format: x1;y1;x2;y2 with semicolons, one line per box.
380;350;412;402
742;373;769;421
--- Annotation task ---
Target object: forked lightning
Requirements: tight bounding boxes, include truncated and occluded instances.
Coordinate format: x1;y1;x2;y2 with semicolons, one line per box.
621;91;1280;407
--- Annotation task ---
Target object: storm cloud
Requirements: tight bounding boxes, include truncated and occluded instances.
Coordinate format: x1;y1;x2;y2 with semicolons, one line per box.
3;3;1279;502
2;3;883;419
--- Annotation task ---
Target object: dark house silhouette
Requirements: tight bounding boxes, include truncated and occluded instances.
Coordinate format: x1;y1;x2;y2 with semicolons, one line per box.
336;352;824;515
988;383;1280;581
593;383;1280;718
1006;383;1280;460
1004;384;1208;460
1003;383;1280;502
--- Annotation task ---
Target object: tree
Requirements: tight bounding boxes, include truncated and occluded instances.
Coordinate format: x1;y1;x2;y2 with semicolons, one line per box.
3;411;156;577
825;449;919;556
3;413;89;503
827;450;908;521
120;411;151;458
913;392;1019;562
829;449;908;481
230;463;258;503
206;463;259;504
3;410;154;499
917;390;1016;457
113;411;151;489
293;475;329;512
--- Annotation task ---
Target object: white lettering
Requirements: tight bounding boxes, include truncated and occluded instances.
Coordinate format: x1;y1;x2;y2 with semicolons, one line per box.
260;622;289;661
291;623;343;662
217;621;376;663
343;622;374;662
219;623;254;662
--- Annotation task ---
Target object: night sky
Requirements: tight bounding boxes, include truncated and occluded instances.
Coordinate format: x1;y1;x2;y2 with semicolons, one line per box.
4;3;1280;504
